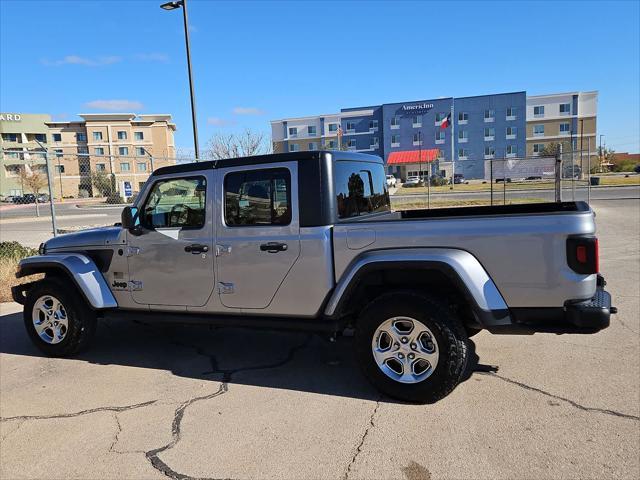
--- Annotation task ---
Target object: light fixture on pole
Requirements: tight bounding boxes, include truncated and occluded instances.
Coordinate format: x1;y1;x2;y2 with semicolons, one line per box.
160;0;200;160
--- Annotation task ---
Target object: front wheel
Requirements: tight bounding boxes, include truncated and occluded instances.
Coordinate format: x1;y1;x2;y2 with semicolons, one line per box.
24;277;97;357
355;291;469;403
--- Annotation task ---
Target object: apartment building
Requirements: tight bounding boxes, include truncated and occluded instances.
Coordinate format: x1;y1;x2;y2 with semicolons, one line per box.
271;90;597;180
526;91;598;157
1;113;176;198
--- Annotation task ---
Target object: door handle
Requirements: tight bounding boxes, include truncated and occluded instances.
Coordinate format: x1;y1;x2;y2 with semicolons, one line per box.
185;244;209;254
259;242;288;253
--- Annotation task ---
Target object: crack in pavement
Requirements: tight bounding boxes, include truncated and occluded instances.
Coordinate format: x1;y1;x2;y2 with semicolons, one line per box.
141;329;313;480
479;372;640;421
0;399;158;422
343;397;381;480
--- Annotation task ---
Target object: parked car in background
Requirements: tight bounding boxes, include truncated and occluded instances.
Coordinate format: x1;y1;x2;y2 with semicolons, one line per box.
3;195;17;203
386;175;397;188
36;193;49;203
404;175;422;187
453;173;465;184
563;165;582;179
12;194;37;204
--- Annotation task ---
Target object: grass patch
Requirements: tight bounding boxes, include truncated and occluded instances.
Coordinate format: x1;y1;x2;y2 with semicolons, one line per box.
390;197;544;210
0;242;39;303
597;175;640;186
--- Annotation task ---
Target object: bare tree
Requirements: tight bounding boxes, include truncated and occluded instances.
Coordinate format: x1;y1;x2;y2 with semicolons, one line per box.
18;164;48;217
205;129;271;160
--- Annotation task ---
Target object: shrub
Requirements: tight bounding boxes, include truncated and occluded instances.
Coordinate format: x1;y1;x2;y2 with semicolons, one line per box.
0;241;37;260
0;242;40;303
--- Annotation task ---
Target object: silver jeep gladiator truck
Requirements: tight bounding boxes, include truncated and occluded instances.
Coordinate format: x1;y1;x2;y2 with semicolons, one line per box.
13;151;616;403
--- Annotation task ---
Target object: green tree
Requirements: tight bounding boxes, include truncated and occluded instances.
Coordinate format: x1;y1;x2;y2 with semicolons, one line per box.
91;170;115;197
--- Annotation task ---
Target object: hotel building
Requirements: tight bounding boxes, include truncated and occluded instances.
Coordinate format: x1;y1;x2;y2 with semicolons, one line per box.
271;90;598;180
1;113;176;198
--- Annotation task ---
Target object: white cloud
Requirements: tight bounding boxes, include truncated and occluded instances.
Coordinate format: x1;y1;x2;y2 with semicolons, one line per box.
207;117;235;127
134;53;169;63
232;107;264;116
42;55;122;67
83;100;144;111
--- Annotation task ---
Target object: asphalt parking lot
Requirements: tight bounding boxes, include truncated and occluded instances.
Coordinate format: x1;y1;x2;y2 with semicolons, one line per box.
1;198;639;480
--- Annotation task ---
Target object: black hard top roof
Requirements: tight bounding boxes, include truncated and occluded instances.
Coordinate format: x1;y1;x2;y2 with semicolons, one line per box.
152;150;383;176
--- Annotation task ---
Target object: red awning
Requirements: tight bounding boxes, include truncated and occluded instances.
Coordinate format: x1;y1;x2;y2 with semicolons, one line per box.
387;149;439;165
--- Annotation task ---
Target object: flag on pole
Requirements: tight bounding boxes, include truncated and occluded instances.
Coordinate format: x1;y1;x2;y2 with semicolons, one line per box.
440;113;451;129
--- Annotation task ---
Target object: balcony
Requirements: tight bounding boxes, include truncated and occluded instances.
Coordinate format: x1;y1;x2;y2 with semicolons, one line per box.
484;153;495;160
413;140;423;146
484;135;495;141
506;115;516;121
391;142;400;148
412;122;422;128
435;139;445;145
390;124;400;130
458;119;468;125
506;133;516;140
506;152;517;158
484;116;495;123
458;137;468;143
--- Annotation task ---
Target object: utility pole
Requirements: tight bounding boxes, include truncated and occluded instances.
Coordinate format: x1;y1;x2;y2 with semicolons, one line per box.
34;140;58;236
599;134;604;173
450;101;455;189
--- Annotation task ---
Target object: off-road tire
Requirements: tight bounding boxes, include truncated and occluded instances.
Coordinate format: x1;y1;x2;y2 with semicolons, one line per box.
355;291;469;403
24;277;97;357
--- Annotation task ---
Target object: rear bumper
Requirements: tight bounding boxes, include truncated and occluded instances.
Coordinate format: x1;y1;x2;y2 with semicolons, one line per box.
489;275;616;334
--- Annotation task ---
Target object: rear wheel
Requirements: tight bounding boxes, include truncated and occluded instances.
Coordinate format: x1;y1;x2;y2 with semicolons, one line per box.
355;291;469;403
24;278;97;357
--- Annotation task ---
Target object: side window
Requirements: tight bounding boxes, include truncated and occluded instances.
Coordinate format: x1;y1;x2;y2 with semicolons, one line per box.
334;160;390;219
224;168;291;226
142;177;206;229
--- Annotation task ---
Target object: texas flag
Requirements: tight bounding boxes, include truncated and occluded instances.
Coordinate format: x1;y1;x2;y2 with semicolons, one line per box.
440;113;451;129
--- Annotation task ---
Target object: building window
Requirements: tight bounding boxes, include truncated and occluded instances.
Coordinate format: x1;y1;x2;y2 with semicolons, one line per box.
54;165;65;174
533;124;545;136
77;133;87;142
347;138;356;149
328;140;337;149
289;143;299;152
137;162;147;172
506;126;517;139
96;163;106;171
390;116;400;129
95;147;105;155
308;142;318;150
119;147;129;156
560;123;571;135
458;130;468;143
506;107;516;120
52;133;62;142
308;126;317;136
413;133;422;146
369;120;378;132
2;133;19;142
134;131;144;141
391;134;400;147
484;109;495;122
328;123;338;132
346;121;356;133
370;137;379;148
93;131;103;141
533;105;545;117
533;143;545;154
458;112;468;124
288;127;297;138
435;131;445;144
412;116;422;128
484;146;495;158
484;127;495;140
560;103;571;115
33;133;46;143
458;148;468;159
136;147;146;156
117;131;127;140
54;149;63;158
506;145;517;157
437;149;445;159
77;146;88;154
120;162;131;172
435;112;447;124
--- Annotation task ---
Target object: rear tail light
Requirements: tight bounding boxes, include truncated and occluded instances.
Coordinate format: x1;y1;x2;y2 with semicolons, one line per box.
567;236;599;274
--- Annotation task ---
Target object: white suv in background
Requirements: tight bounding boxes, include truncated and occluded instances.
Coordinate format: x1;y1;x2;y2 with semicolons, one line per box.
386;175;397;188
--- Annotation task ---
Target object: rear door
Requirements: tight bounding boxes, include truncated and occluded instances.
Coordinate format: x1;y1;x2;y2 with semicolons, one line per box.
126;172;215;307
214;162;300;309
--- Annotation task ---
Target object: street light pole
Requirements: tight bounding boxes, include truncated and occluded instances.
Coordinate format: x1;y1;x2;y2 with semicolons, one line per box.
161;0;200;160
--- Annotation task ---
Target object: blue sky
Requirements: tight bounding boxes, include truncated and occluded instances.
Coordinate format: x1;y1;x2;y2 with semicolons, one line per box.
1;0;639;155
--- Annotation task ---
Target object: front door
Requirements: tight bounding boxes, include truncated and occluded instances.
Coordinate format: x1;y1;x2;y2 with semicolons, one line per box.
127;172;215;307
215;163;300;309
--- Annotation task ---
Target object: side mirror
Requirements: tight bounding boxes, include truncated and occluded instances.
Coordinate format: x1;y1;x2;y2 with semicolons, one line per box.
121;206;141;232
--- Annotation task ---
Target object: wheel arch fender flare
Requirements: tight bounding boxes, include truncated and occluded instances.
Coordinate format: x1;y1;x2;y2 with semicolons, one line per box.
324;248;510;326
16;254;117;309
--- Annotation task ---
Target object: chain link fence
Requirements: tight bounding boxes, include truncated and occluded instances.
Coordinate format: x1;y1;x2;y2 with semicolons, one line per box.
390;151;593;210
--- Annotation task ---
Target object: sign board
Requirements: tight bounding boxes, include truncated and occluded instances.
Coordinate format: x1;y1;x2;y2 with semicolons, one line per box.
121;181;133;201
0;113;22;122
